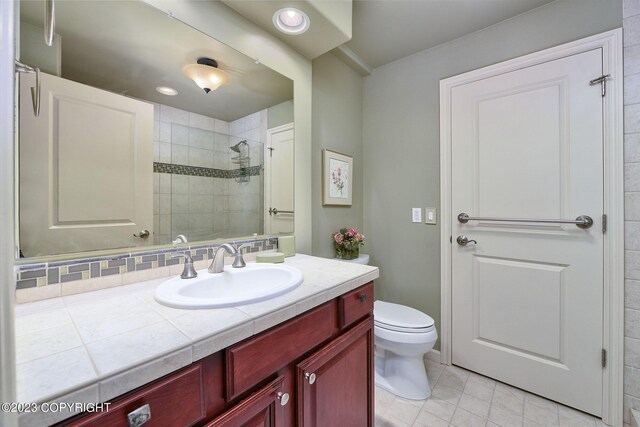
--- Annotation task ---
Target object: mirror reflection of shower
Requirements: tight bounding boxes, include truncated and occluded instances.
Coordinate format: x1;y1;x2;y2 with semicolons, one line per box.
230;140;250;182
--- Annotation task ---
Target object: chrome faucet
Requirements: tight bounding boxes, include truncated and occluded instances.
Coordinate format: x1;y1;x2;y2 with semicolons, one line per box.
172;252;197;279
208;243;236;274
172;234;188;245
208;243;253;273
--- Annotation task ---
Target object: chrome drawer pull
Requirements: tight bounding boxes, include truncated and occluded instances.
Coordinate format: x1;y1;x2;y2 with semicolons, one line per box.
358;293;367;302
127;403;151;427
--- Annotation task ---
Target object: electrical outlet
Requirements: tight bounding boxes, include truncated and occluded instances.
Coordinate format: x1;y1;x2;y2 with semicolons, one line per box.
412;208;422;223
425;208;437;225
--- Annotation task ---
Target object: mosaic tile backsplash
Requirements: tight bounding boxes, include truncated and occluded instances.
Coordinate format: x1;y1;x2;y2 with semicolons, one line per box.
16;237;278;289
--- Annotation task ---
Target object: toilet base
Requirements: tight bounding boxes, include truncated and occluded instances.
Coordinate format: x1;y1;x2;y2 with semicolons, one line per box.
374;350;431;400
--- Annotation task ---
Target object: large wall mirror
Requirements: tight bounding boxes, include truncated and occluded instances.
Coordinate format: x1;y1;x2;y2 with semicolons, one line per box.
17;0;295;259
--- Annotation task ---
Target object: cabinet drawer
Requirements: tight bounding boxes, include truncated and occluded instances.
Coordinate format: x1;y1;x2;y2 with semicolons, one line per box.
66;364;205;427
226;302;334;401
339;282;374;329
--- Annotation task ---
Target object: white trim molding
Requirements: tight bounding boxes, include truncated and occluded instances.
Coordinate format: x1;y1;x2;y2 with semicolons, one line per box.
439;29;624;426
0;0;17;426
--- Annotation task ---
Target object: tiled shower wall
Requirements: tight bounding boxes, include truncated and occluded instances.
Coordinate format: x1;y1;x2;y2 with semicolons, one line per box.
152;104;265;245
625;0;640;422
229;110;267;237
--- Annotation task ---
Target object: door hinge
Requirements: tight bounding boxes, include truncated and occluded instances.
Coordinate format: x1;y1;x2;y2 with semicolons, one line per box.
602;349;607;368
602;214;607;233
589;74;610;97
267;147;275;157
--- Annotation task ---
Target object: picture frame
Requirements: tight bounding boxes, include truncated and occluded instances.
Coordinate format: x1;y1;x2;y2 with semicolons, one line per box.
323;149;353;206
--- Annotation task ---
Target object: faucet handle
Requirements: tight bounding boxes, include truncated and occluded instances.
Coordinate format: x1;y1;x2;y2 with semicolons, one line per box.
231;243;252;268
234;243;252;253
172;252;197;279
172;252;193;263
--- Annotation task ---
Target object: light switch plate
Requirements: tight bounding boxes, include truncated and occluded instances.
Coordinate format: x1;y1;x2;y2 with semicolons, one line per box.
425;207;437;224
412;208;422;223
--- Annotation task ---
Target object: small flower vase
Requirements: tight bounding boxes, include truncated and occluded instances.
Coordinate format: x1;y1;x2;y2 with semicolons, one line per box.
335;245;359;260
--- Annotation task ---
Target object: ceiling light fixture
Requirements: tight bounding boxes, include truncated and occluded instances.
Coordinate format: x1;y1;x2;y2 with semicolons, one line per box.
272;8;310;35
155;86;178;96
182;57;230;94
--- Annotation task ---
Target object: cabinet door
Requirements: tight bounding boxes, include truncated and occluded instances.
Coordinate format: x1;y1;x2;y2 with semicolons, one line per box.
296;317;374;427
206;376;287;427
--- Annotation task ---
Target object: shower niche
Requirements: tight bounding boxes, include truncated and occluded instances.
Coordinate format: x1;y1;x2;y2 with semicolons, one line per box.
153;117;266;246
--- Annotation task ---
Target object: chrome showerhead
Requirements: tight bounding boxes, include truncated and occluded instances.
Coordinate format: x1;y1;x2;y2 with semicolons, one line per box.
230;140;248;153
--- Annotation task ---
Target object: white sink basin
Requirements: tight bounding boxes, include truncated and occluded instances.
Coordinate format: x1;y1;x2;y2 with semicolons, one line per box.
154;263;303;309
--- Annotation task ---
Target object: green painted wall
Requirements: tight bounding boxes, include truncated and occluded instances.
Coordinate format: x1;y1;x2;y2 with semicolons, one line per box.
312;52;364;258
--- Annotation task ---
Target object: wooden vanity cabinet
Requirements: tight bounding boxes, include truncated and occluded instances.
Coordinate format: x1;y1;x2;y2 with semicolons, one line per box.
296;317;374;427
204;376;287;427
58;282;374;427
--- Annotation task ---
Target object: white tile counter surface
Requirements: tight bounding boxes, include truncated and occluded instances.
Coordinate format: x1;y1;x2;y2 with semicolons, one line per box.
14;254;379;427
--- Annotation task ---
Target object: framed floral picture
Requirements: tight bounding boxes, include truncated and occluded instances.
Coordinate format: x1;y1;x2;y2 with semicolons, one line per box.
323;149;353;206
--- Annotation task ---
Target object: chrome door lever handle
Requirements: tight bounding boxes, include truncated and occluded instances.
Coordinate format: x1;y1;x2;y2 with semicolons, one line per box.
456;235;477;246
133;230;150;239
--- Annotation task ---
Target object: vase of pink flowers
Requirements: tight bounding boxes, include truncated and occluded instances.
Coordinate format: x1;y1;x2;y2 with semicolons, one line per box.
332;227;365;260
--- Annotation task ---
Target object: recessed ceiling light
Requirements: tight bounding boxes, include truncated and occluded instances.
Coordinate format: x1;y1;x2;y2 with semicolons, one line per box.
156;86;178;96
273;8;310;35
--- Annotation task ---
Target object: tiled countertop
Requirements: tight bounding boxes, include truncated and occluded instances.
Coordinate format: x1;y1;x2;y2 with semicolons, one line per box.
14;254;378;427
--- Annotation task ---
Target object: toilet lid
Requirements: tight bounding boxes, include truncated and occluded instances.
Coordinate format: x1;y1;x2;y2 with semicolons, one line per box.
374;300;435;331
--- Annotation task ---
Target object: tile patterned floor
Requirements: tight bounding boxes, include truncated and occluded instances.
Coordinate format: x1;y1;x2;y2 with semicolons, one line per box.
375;359;607;427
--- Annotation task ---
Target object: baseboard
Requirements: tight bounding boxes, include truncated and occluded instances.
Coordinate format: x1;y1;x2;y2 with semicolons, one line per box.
424;349;442;363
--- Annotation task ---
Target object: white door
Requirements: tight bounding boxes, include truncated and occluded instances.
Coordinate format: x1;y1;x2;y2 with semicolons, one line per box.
265;123;294;234
451;49;604;415
19;72;153;257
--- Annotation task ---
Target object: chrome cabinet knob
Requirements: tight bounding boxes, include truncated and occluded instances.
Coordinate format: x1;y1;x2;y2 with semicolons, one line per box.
456;235;478;246
358;293;367;302
305;372;316;384
276;391;289;406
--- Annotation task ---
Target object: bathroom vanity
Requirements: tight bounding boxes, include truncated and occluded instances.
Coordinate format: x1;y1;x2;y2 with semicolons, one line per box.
15;255;378;427
61;282;373;426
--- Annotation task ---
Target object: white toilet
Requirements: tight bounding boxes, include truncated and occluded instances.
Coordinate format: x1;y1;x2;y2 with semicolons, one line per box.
374;301;437;400
336;254;437;400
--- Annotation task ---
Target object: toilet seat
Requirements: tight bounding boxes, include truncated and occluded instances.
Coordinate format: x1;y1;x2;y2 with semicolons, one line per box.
374;300;435;333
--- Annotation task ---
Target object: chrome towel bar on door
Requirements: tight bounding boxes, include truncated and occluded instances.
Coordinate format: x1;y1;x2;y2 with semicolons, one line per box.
457;213;593;229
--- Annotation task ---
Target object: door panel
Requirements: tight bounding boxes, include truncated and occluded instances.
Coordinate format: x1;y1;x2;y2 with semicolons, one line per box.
451;48;604;415
19;72;153;257
474;256;566;361
265;125;294;234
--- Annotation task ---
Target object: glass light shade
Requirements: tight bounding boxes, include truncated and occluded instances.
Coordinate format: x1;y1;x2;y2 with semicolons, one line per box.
181;63;230;93
273;8;310;35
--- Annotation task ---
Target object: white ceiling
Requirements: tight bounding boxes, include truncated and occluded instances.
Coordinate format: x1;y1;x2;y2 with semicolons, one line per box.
20;1;293;122
345;0;556;69
221;0;353;59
